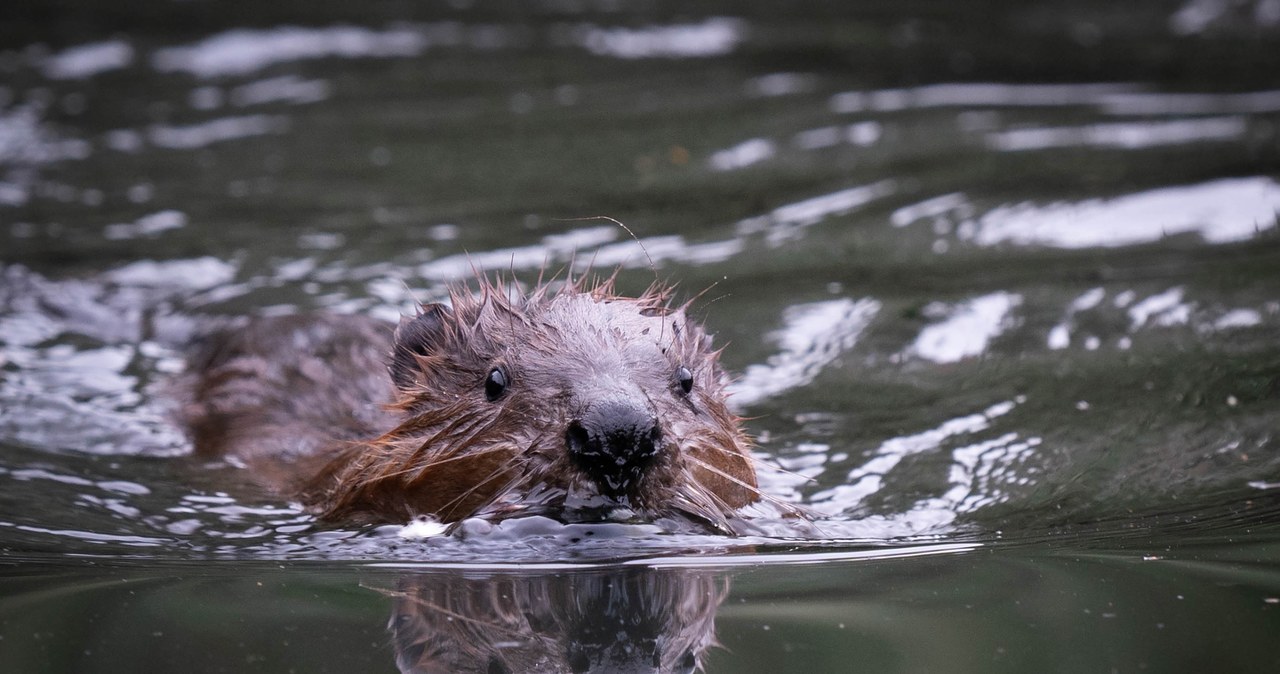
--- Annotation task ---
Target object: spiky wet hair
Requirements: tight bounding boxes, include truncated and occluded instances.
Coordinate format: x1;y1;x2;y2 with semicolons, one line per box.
301;272;761;532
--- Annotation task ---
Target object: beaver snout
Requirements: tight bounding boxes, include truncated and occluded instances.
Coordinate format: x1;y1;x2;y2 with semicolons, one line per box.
565;399;663;496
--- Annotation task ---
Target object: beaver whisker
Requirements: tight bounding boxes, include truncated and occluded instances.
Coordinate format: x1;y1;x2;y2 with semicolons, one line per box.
428;431;565;520
430;459;524;521
684;424;818;486
669;486;733;535
371;441;513;483
728;446;819;485
684;452;807;517
683;453;763;499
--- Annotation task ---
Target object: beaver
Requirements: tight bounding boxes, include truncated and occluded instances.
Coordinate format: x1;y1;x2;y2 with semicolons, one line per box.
177;273;760;532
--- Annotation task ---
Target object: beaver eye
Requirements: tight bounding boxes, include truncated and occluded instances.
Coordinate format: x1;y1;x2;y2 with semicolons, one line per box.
676;365;694;395
485;368;508;402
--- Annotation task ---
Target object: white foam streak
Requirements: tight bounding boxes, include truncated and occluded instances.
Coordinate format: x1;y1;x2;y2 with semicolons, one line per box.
728;298;880;408
1070;287;1107;312
417;245;550;281
42;40;135;79
416;228;742;281
908;292;1022;363
772;181;896;227
830;82;1141;113
828;81;1280;118
973;177;1280;248
1214;308;1262;329
811;400;1018;515
746;73;816;97
890;193;969;227
736;182;896;246
574;18;746;59
589;236;744;268
147;115;288;149
986;116;1247;151
707;138;775;171
943;434;1042;513
153;25;430;78
0;107;92;164
1128;287;1188;330
1099;90;1280;115
1048;287;1107;349
104;210;188;240
106;257;237;289
230;75;331;107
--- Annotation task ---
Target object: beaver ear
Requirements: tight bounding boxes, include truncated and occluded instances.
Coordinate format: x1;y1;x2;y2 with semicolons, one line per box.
391;304;453;389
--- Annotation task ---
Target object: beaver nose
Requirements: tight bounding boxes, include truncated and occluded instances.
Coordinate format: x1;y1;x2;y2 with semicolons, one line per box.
565;400;663;496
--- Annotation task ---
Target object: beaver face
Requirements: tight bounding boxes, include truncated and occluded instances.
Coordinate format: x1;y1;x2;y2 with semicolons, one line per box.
305;277;759;530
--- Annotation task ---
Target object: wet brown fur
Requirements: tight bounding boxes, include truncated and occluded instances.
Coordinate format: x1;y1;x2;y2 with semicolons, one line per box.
178;273;759;531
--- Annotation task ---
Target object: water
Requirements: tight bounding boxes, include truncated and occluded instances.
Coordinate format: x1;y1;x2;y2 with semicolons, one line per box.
3;1;1280;671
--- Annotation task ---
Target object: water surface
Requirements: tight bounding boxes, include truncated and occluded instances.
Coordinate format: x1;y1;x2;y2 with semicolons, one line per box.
2;1;1279;671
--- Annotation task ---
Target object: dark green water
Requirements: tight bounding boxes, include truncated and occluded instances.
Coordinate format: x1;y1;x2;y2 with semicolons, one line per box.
3;1;1280;671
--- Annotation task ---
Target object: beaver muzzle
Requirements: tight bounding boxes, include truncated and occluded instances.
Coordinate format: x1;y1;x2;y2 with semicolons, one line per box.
565;399;663;497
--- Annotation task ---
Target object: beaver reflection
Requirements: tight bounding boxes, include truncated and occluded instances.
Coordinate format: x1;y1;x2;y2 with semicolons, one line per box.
387;567;728;674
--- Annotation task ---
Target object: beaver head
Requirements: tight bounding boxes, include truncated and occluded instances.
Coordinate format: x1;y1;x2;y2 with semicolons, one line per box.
302;275;759;532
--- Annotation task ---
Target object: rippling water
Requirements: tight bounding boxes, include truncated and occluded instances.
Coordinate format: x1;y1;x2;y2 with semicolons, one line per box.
2;1;1279;672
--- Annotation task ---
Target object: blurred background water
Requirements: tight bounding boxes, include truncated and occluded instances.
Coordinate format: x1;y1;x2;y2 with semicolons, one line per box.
2;1;1279;672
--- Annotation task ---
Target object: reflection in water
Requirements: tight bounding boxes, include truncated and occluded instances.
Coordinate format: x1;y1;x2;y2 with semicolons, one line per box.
387;567;725;674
